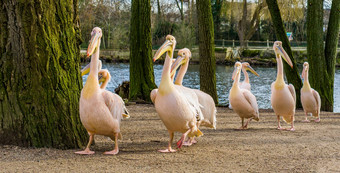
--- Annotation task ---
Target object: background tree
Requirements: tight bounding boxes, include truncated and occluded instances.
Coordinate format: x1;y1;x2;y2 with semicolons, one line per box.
0;0;87;148
129;0;157;102
307;0;340;111
237;0;266;47
266;0;303;108
196;0;218;104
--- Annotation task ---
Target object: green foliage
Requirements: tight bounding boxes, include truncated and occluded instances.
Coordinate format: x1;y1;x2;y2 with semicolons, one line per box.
152;20;177;45
173;23;196;49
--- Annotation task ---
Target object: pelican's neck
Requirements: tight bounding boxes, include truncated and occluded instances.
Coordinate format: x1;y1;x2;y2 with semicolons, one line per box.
242;67;249;83
302;69;311;91
83;46;100;98
275;54;285;85
231;71;241;91
174;61;188;85
159;52;174;94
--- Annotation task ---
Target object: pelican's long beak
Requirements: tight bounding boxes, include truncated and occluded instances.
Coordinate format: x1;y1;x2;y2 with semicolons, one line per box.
277;45;293;68
153;40;173;62
232;67;241;80
245;65;259;76
81;63;91;76
170;56;186;76
87;32;101;57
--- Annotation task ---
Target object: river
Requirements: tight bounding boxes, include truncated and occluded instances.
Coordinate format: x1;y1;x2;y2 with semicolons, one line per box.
82;63;340;112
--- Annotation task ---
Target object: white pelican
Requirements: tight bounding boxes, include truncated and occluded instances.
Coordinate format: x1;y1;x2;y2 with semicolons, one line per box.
271;41;296;131
229;62;259;109
171;48;217;129
301;62;321;122
152;35;203;153
229;62;259;129
75;27;129;155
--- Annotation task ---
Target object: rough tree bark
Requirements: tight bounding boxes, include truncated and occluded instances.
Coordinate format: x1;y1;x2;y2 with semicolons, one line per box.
267;0;303;108
307;0;340;111
0;0;87;148
129;0;157;102
196;0;218;104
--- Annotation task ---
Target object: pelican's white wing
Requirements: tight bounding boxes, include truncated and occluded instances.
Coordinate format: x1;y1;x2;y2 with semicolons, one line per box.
242;90;259;120
288;84;296;104
174;85;204;122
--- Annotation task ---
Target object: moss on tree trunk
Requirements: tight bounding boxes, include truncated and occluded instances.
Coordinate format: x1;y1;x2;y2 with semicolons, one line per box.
306;0;339;111
323;0;340;111
266;0;303;108
196;0;218;104
129;0;157;102
0;0;87;148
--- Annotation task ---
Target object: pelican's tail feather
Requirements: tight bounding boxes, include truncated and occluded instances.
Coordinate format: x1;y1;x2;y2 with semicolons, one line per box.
282;115;294;124
188;129;203;138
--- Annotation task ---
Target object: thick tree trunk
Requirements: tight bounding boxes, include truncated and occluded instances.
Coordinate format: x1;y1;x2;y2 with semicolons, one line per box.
307;0;334;111
267;0;303;108
0;0;87;148
323;0;340;111
129;0;157;102
196;0;218;104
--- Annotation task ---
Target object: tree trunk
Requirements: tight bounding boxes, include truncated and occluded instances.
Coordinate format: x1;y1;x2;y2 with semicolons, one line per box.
306;0;332;111
267;0;303;108
157;0;162;19
323;0;340;111
175;0;184;22
196;0;218;104
0;0;87;148
129;0;157;102
237;0;265;48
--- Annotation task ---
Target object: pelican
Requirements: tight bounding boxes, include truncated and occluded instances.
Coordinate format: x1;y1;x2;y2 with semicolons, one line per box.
170;48;217;130
152;35;203;153
81;60;111;89
229;62;259;129
301;62;321;122
229;62;259;109
75;27;129;155
271;41;295;131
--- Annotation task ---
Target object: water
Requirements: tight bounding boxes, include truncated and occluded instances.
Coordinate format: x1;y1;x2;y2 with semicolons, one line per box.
82;63;340;113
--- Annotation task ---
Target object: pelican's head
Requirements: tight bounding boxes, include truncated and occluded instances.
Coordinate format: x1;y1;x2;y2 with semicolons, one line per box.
87;27;103;57
232;62;242;80
170;48;191;77
273;41;293;68
242;62;259;76
153;35;176;62
301;62;309;79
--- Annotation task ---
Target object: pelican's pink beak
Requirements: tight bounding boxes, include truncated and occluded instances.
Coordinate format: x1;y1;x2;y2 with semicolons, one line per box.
170;56;186;76
245;64;259;76
153;40;173;62
81;63;91;76
277;45;293;68
87;32;101;57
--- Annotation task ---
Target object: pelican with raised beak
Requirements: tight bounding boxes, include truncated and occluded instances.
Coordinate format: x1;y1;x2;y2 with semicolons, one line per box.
271;41;296;131
152;35;203;152
75;27;129;155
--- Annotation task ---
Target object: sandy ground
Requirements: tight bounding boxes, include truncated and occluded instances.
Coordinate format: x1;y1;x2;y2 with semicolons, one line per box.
1;104;340;172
